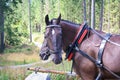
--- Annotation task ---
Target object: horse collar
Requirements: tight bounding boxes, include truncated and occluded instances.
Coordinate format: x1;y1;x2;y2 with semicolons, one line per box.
65;23;89;61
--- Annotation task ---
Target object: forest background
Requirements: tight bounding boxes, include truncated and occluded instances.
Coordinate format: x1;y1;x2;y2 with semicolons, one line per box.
0;0;120;80
0;0;120;53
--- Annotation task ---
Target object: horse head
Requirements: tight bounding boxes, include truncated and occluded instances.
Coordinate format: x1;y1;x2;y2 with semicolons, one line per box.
39;14;63;64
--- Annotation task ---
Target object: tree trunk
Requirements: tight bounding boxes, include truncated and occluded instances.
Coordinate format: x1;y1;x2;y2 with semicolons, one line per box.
99;0;104;31
118;17;120;34
28;0;32;42
119;1;120;34
91;0;95;29
39;0;44;33
107;0;110;33
83;0;87;22
45;0;50;14
88;0;91;26
58;0;60;15
0;6;4;53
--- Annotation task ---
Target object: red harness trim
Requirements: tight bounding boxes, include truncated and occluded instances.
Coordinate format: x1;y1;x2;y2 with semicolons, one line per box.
68;24;88;61
78;29;88;44
68;52;74;61
72;24;83;43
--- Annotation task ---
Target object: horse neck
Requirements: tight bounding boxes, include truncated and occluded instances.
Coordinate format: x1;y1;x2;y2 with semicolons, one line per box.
60;20;80;51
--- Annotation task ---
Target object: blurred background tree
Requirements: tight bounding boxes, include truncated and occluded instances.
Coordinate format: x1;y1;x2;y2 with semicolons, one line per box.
0;0;22;53
0;0;120;53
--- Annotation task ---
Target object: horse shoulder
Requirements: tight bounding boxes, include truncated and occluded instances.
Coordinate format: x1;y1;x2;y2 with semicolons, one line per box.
103;35;120;71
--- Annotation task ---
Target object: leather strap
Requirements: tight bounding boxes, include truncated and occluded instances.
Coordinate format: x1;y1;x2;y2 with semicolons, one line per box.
74;33;120;79
95;33;111;80
97;33;111;67
66;23;88;60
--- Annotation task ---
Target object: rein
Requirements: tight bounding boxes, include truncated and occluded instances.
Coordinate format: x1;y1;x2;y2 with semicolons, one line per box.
90;28;120;47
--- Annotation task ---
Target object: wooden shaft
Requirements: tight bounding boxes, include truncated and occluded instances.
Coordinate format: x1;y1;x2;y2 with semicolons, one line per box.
27;67;80;79
27;67;68;75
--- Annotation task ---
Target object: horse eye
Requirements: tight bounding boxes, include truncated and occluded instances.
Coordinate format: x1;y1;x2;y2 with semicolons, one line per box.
44;34;48;38
45;34;48;38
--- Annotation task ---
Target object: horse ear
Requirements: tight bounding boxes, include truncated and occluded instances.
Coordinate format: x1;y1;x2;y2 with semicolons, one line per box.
45;14;49;25
57;14;61;24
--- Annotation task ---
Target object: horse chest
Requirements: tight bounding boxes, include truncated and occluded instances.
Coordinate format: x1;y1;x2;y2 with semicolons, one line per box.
73;52;97;76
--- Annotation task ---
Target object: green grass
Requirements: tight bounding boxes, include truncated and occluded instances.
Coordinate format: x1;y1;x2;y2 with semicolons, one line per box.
1;32;43;66
0;60;78;80
0;68;29;80
0;44;40;66
0;32;79;80
4;43;34;53
50;74;66;80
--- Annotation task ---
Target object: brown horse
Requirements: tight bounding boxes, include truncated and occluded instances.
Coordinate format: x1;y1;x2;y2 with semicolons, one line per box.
40;14;120;80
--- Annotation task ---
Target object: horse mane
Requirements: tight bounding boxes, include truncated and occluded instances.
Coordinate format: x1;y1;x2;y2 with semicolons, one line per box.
61;19;80;25
51;18;80;26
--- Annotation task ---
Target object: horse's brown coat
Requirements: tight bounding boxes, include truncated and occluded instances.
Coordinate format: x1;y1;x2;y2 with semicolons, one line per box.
40;15;120;80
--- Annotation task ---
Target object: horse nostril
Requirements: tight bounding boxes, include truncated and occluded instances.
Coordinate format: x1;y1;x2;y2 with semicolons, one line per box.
39;53;43;58
43;55;48;60
39;52;50;60
39;53;44;59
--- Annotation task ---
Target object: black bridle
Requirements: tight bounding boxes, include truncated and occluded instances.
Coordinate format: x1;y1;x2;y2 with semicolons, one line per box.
46;25;61;28
45;24;62;54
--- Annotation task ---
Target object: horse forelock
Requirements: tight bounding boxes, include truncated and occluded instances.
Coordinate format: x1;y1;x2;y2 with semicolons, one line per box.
51;18;57;24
